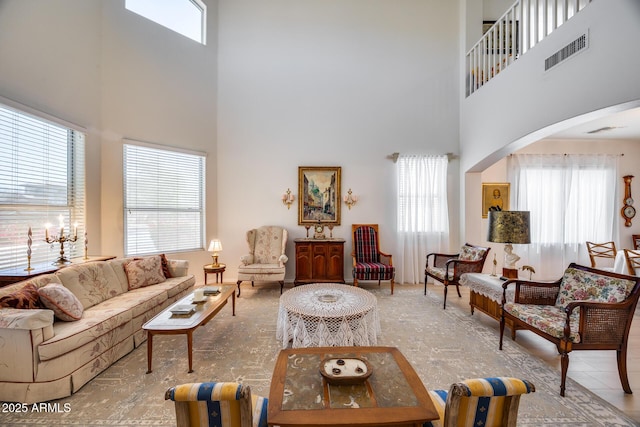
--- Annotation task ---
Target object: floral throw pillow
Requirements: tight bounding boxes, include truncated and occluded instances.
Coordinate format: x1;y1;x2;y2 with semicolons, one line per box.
124;255;166;290
38;283;84;321
556;267;635;308
0;283;43;309
459;245;485;261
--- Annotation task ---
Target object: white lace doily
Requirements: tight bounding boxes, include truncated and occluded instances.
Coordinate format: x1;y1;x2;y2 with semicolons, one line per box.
460;273;515;302
276;283;380;348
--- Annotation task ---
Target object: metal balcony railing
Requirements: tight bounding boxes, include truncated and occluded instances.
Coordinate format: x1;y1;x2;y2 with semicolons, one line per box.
466;0;592;97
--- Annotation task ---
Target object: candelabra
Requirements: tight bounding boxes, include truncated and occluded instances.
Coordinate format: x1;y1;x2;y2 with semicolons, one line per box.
25;226;33;271
45;218;78;265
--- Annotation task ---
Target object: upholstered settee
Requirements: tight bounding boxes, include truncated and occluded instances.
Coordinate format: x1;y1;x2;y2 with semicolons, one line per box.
0;256;195;404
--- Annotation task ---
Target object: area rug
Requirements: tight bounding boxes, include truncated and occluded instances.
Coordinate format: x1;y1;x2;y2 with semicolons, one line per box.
1;283;638;426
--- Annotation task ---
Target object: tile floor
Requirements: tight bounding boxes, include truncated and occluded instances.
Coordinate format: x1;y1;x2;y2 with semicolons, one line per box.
426;283;640;423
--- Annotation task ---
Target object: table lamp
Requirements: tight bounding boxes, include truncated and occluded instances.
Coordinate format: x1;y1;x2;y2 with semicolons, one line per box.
487;211;531;280
208;239;223;267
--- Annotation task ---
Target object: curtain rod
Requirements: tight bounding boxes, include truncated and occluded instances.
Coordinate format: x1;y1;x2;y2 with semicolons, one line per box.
387;152;459;163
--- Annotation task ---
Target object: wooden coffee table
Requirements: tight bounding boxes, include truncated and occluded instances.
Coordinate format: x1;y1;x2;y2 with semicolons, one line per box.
268;346;438;427
143;285;235;374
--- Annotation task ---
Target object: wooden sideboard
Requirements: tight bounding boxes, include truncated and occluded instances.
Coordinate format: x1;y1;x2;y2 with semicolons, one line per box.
294;238;345;285
0;255;116;288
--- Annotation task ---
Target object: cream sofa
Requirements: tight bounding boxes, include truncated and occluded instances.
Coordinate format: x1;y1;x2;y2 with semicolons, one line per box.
0;256;195;404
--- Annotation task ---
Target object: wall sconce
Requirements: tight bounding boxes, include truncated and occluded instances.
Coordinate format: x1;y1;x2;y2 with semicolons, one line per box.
343;188;358;210
208;239;223;267
282;188;295;209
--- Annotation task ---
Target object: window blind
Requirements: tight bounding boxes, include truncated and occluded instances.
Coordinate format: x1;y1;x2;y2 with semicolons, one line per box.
123;142;205;256
0;104;85;270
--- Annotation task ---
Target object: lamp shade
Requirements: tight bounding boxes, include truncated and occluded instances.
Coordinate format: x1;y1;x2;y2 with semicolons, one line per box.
487;211;531;244
208;239;223;252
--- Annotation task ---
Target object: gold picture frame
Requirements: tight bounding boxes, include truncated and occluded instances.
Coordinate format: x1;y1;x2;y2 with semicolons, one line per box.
298;166;341;226
482;182;510;218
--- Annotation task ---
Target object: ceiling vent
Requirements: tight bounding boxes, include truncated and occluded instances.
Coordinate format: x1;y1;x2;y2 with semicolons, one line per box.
545;32;588;71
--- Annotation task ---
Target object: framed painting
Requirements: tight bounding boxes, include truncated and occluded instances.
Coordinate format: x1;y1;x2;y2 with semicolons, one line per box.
298;166;341;226
482;182;510;218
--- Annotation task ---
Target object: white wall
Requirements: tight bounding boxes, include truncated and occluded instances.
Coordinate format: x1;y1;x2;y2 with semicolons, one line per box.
217;0;462;282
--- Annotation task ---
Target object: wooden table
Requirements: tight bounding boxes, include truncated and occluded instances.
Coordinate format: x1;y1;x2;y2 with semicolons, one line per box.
268;346;438;427
142;285;235;374
0;255;116;288
203;263;226;284
460;273;517;338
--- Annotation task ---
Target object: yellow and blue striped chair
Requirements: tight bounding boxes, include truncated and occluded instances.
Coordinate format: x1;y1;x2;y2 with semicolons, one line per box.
425;377;535;427
165;382;268;427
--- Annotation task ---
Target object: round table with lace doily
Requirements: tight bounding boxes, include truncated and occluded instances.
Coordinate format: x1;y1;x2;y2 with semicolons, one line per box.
276;283;381;348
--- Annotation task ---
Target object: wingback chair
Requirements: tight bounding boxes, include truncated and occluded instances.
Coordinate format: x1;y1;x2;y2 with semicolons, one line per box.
425;244;490;309
352;224;395;294
165;382;268;427
237;226;288;296
425;377;535;427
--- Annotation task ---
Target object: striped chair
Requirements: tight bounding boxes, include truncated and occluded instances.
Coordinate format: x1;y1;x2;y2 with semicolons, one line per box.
425;377;535;427
165;382;268;427
352;224;395;294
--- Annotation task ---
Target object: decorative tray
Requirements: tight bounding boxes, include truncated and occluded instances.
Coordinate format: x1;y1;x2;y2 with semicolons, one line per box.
320;357;372;385
170;305;196;316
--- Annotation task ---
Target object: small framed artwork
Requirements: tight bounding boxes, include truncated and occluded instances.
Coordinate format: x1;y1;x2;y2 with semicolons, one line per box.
298;166;341;226
482;182;510;218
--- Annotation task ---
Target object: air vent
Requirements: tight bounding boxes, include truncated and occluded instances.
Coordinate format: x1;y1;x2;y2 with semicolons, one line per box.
545;32;588;71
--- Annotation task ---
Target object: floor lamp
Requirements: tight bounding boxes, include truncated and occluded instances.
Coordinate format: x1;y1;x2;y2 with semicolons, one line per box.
487;211;531;280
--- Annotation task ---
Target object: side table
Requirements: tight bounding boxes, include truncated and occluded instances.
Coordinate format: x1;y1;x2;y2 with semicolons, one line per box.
203;263;226;284
460;273;517;339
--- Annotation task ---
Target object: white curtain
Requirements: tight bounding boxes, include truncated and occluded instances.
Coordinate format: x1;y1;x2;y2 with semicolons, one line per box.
507;154;619;280
396;155;449;284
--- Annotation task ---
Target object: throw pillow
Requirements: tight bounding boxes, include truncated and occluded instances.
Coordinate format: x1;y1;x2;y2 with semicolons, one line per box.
38;283;84;321
459;245;485;261
556;267;636;308
0;283;43;309
160;254;173;278
125;255;166;290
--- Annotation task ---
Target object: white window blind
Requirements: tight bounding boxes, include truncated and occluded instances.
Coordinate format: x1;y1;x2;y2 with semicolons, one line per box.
123;142;205;256
0;103;85;270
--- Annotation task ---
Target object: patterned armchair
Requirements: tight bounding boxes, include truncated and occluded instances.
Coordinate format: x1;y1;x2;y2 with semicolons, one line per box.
425;244;490;309
425;377;535;427
165;382;268;427
237;226;288;296
500;263;640;396
352;224;395;294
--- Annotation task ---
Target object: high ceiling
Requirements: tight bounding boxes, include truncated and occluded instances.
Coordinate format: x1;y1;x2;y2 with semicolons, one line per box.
546;107;640;140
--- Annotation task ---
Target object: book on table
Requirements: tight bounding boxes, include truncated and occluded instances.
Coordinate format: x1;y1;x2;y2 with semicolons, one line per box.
202;286;220;295
170;305;196;316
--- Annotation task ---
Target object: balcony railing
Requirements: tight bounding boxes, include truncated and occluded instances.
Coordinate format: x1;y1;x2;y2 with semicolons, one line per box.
466;0;592;97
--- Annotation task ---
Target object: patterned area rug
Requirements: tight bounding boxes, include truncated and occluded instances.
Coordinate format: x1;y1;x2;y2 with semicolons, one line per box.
2;283;638;426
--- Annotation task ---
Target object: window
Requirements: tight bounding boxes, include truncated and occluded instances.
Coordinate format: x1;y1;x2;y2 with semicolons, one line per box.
396;154;450;284
123;142;205;256
0;102;85;270
508;153;618;278
125;0;207;45
397;155;449;233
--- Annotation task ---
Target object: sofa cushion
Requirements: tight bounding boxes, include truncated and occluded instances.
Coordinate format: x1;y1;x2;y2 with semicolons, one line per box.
124;256;166;290
426;266;454;281
556;266;636;309
238;264;285;275
106;257;135;291
56;262;125;309
38;305;132;361
38;283;84;321
0;283;44;309
504;302;581;342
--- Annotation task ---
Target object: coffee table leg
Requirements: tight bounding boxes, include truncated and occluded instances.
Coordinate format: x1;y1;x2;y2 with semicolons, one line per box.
187;331;194;373
232;291;236;316
146;332;153;374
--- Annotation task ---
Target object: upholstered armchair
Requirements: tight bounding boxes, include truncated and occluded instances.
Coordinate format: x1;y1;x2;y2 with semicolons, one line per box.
425;377;535;427
165;382;268;427
237;226;288;296
500;263;640;396
352;224;395;294
425;243;490;309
